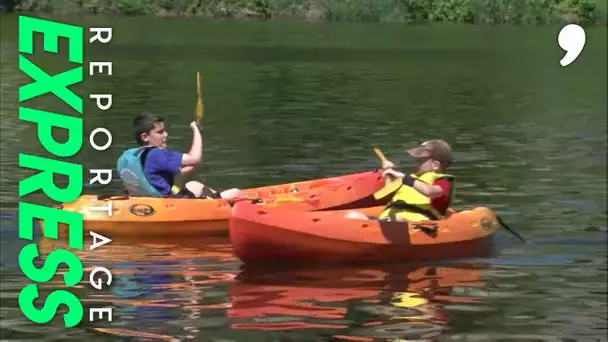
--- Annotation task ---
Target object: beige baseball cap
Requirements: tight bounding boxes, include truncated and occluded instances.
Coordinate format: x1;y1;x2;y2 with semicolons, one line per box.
407;139;453;167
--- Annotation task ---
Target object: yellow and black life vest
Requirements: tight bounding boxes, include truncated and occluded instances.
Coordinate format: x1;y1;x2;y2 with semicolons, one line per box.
378;171;454;222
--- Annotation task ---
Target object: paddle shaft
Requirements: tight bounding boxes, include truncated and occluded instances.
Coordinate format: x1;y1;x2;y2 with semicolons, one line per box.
372;146;401;199
195;72;204;123
497;215;527;243
374;146;389;165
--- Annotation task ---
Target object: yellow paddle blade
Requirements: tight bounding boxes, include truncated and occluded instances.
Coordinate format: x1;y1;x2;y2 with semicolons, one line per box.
195;72;204;123
373;177;402;200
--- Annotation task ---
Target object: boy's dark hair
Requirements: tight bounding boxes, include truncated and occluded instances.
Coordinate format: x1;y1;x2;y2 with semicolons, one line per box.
133;112;164;145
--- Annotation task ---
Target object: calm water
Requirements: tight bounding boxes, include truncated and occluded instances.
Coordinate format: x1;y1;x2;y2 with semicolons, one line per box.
1;14;607;341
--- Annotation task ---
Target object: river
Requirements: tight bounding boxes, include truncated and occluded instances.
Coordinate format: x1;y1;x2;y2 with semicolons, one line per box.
0;14;606;341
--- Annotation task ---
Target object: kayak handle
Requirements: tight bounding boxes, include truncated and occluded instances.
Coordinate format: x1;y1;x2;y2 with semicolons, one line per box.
97;194;130;201
411;223;439;234
227;197;264;207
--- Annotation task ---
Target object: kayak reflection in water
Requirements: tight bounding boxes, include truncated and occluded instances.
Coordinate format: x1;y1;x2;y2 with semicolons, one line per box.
346;139;455;222
116;113;242;199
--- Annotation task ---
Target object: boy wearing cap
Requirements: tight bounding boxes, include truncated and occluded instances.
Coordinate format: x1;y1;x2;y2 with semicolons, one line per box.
348;139;454;222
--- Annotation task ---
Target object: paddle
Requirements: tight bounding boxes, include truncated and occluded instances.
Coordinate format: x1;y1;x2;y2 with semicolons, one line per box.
496;215;527;243
373;146;390;166
172;72;204;195
195;71;204;124
372;146;402;200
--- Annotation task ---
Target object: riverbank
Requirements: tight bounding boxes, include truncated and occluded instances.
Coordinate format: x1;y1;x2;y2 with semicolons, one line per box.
1;0;606;24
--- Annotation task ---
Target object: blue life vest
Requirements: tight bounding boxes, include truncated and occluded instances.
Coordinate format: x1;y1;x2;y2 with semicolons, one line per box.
116;147;163;197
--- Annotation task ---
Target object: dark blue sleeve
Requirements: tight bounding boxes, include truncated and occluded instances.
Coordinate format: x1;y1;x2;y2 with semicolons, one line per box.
146;149;183;174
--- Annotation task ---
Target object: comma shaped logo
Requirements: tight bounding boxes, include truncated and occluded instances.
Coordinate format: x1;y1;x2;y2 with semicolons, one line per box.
558;24;586;67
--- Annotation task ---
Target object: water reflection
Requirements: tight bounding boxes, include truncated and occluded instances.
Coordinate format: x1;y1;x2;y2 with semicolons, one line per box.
31;236;491;341
229;263;487;340
35;236;237;341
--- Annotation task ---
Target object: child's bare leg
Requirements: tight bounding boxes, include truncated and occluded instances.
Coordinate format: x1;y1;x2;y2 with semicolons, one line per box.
220;188;242;199
185;181;204;197
185;181;241;199
344;210;370;220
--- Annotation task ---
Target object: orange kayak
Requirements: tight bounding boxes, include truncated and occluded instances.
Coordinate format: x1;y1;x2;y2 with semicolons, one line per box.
43;170;387;238
229;201;499;264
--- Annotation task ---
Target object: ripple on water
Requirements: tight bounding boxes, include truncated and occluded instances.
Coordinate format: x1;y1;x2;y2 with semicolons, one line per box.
345;322;446;340
443;304;496;313
444;333;577;341
479;268;533;279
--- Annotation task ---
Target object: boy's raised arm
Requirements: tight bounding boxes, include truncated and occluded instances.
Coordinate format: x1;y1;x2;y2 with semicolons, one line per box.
181;121;203;166
180;166;195;174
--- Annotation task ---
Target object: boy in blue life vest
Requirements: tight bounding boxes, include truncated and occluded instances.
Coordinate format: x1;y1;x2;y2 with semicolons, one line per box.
117;113;242;199
347;139;454;222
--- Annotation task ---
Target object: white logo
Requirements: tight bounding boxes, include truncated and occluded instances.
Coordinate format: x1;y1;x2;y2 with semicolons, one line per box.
558;24;586;67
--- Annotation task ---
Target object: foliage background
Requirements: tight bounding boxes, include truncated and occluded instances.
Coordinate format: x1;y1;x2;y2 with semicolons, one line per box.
1;0;605;24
